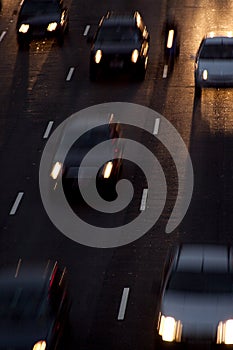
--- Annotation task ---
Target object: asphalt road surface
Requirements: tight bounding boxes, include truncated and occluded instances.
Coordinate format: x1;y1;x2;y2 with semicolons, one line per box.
1;0;233;349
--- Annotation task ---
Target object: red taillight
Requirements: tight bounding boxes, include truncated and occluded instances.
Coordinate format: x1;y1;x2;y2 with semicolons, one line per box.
49;263;58;290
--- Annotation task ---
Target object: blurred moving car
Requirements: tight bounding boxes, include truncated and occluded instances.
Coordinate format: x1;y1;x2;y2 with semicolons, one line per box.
16;0;69;47
195;33;233;96
88;11;150;81
157;244;233;346
163;14;180;70
0;260;71;349
50;114;124;200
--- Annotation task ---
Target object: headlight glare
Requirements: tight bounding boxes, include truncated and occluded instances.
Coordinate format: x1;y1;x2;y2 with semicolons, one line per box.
103;161;113;179
202;69;208;80
47;22;58;32
94;50;102;64
32;340;46;350
131;49;139;63
158;314;182;342
217;319;233;344
19;24;29;33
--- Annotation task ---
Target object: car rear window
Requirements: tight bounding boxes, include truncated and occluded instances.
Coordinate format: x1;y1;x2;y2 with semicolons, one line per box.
200;44;233;59
167;271;233;293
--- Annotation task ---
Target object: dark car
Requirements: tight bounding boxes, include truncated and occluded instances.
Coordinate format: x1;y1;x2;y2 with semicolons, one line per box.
0;260;71;349
157;244;233;346
16;0;69;47
88;11;150;81
50;114;124;200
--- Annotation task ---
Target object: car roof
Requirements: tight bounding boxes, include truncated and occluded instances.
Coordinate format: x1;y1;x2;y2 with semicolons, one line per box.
101;11;141;26
175;244;233;273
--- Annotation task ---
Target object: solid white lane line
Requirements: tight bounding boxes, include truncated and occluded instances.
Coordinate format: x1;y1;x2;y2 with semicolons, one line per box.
10;192;24;215
83;25;90;36
162;64;168;78
153;117;160;135
0;31;6;43
140;188;148;211
66;67;75;81
43;121;54;139
118;287;130;320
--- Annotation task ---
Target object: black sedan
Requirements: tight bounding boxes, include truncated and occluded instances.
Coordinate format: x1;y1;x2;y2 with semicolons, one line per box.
16;0;69;47
0;260;71;349
88;11;150;81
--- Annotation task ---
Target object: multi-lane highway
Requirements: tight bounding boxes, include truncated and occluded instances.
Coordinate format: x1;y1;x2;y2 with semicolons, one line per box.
1;0;233;349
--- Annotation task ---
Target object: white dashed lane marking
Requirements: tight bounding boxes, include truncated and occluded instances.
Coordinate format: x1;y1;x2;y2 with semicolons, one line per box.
43;121;54;139
66;67;75;81
153;117;160;135
0;31;6;43
83;25;90;36
9;192;24;215
118;287;130;320
162;64;168;78
140;188;148;211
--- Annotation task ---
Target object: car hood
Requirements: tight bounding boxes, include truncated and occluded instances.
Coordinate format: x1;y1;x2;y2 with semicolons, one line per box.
162;291;233;323
161;291;233;338
93;42;141;54
0;320;49;348
198;59;233;75
18;13;60;26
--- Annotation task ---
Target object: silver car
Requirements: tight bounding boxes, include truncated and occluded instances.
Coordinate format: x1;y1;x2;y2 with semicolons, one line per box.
157;244;233;345
195;34;233;96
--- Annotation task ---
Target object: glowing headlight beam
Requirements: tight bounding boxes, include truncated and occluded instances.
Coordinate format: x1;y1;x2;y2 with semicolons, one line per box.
94;50;102;64
131;49;139;63
19;24;29;33
32;340;46;350
158;315;182;342
103;161;113;179
47;22;58;32
50;162;62;180
202;69;208;80
167;29;174;49
217;319;233;344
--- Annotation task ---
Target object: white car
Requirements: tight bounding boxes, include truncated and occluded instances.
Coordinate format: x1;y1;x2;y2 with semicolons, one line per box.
195;34;233;96
157;244;233;346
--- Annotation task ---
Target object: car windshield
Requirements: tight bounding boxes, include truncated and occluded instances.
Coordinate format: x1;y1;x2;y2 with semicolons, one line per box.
167;271;233;293
21;1;60;16
200;43;233;59
0;284;52;322
96;25;140;42
73;125;115;149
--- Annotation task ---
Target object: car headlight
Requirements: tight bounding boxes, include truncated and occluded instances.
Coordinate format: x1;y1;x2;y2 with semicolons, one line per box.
50;161;62;180
32;340;46;350
158;314;182;342
103;161;113;179
47;22;58;32
202;69;208;80
131;49;139;63
19;24;29;33
217;319;233;344
94;50;102;64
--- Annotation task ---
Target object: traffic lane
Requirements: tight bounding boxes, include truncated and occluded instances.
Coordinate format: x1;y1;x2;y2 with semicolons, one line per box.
181;88;233;244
